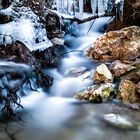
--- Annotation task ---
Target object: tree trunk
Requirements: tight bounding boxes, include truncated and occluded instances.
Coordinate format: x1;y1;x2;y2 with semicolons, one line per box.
106;0;140;31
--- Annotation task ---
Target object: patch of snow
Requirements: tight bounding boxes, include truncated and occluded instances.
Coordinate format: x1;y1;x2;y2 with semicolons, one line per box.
0;4;53;50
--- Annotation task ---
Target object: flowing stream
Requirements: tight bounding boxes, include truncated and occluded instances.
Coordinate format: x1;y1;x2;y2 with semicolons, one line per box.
0;4;140;140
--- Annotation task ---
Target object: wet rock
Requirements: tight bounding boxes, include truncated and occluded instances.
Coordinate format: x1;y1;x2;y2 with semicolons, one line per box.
64;67;87;77
0;41;53;88
110;59;140;83
93;64;113;84
51;38;64;46
47;29;65;40
117;80;139;104
32;45;61;67
110;60;136;77
87;26;140;61
46;13;65;39
74;83;116;102
6;41;38;68
119;66;140;84
103;113;139;130
0;13;13;24
46;13;60;31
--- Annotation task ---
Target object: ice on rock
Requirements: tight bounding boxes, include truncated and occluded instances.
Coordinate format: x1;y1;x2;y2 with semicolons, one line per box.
0;4;53;50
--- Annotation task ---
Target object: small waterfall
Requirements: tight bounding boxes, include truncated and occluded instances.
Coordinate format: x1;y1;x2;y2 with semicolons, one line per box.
46;17;110;97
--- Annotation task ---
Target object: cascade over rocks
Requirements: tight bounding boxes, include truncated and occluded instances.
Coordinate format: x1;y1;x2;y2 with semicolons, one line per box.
76;25;140;105
87;26;140;61
0;41;53;88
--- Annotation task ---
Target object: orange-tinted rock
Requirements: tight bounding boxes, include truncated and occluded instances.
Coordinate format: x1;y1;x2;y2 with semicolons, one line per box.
110;60;136;77
87;26;140;61
117;80;139;104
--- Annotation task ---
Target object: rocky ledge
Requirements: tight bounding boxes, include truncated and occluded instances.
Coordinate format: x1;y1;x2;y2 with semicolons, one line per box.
87;26;140;61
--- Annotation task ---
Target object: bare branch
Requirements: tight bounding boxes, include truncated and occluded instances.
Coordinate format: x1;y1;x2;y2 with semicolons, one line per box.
62;13;115;24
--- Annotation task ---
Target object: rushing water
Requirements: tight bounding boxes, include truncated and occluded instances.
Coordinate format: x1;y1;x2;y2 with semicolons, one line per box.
44;17;110;97
0;7;140;140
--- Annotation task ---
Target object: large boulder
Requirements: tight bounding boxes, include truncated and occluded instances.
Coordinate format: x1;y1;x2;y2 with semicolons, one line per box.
87;26;140;61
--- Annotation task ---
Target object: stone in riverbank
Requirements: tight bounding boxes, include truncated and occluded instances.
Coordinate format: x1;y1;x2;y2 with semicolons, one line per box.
87;26;140;61
75;83;116;102
93;64;113;84
117;80;139;104
109;60;136;78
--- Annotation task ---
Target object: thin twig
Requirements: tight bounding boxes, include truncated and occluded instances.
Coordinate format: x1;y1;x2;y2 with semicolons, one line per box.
87;19;96;34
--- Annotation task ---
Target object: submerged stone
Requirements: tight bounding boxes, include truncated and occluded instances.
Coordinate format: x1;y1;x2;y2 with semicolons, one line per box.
93;64;113;84
103;114;139;130
74;83;116;102
64;67;87;77
87;26;140;61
